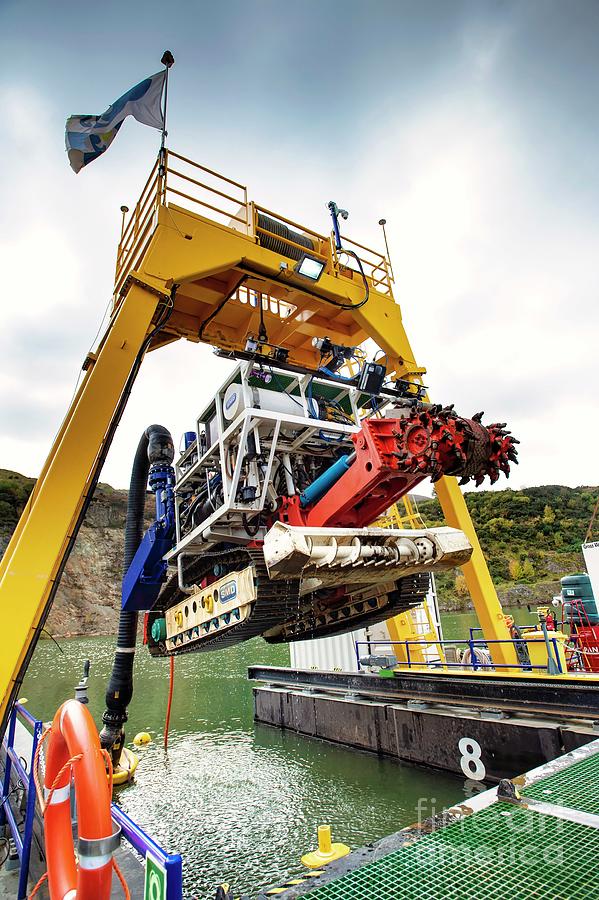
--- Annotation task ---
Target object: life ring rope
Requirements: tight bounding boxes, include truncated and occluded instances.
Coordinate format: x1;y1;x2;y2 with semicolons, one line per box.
29;703;131;899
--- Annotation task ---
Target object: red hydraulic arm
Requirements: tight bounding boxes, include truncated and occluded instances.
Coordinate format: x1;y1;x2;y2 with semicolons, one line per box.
280;406;518;529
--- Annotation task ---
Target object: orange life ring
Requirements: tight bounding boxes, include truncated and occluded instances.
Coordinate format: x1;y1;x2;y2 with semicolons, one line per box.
44;700;119;899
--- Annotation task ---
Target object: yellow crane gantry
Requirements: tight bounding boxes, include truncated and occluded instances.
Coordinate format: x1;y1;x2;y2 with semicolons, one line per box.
0;149;517;734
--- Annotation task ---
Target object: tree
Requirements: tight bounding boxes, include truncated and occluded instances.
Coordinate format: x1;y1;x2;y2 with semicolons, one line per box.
455;573;469;597
521;559;535;579
543;504;556;524
509;559;522;580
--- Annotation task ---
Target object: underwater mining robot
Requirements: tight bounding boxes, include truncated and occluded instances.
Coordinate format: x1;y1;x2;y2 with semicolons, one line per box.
118;349;518;658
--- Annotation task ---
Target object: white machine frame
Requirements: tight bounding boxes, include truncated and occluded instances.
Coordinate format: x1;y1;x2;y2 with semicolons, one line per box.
168;360;394;567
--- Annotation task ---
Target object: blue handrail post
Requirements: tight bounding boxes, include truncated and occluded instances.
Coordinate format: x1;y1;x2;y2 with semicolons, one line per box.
469;640;478;671
17;719;42;900
1;703;43;899
406;642;411;669
0;705;16;831
552;638;563;674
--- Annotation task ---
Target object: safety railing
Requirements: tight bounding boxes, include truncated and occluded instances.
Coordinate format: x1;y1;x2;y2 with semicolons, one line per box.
114;148;394;301
331;234;393;296
355;637;566;675
115;155;163;295
0;701;183;899
115;149;250;296
111;804;183;900
0;702;42;900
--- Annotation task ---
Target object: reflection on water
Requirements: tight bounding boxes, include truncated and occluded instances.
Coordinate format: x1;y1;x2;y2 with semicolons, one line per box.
21;610;520;898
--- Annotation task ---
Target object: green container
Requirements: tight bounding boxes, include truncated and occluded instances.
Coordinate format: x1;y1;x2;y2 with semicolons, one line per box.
562;574;598;624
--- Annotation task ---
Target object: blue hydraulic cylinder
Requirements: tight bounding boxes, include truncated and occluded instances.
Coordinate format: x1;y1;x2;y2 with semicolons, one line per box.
122;463;176;612
327;201;343;251
300;454;353;508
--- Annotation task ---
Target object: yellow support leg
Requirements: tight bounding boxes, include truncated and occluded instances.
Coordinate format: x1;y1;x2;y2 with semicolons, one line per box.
435;477;517;667
0;283;162;732
354;289;517;667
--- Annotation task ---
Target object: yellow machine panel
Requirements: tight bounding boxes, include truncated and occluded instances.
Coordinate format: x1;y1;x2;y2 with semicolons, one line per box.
165;566;256;652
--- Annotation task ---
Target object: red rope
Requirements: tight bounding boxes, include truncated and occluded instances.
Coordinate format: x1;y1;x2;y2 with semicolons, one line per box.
113;857;131;899
28;871;47;898
164;655;175;750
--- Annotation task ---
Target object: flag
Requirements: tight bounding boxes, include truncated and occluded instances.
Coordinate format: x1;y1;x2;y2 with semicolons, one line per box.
65;70;166;173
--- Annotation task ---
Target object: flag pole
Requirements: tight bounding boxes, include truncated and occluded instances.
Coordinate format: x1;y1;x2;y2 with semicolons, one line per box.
159;50;175;169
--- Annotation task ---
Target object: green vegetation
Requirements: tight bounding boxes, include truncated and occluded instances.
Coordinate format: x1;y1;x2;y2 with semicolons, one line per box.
0;469;35;527
417;484;597;609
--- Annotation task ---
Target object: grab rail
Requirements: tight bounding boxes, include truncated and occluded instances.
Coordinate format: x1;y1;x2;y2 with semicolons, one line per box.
355;636;565;674
0;702;42;899
111;804;183;900
114;148;394;300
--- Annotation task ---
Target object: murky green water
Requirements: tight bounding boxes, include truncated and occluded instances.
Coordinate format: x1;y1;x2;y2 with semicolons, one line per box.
21;607;536;898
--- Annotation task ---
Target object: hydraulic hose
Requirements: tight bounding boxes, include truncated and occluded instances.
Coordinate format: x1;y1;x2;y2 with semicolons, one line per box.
100;424;174;761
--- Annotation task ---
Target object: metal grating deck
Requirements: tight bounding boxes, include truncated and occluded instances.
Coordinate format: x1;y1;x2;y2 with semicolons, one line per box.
525;751;599;816
301;804;599;900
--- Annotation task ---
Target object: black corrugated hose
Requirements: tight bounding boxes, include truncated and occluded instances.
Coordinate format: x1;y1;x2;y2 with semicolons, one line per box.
100;424;174;762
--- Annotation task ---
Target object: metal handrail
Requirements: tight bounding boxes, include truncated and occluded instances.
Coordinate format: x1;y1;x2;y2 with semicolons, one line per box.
167;148;247;190
0;703;42;899
355;636;565;674
253;203;327;243
111;804;183;899
118;158;161;256
114;148;394;302
254;225;328;261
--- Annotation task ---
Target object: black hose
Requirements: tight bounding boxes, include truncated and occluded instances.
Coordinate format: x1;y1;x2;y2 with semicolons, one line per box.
100;424;174;760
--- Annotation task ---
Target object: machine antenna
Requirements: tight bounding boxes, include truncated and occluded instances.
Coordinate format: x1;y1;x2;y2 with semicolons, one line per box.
119;205;129;240
160;50;175;155
378;218;395;282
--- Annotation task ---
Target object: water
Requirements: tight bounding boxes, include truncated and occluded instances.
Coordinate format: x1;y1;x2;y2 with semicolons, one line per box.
21;608;533;898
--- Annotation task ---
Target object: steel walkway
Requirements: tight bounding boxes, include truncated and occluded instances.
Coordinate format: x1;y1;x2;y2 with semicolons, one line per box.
258;738;599;899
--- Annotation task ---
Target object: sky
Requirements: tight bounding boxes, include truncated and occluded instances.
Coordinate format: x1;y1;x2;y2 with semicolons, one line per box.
1;0;598;490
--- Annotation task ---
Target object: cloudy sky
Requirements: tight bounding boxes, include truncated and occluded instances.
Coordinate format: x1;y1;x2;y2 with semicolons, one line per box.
1;0;598;490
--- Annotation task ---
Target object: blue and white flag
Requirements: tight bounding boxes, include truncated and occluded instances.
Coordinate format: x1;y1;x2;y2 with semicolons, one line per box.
65;70;166;173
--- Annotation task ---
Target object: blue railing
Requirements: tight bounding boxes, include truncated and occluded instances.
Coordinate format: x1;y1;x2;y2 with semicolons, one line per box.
0;701;183;899
112;804;183;900
0;702;42;900
355;637;565;674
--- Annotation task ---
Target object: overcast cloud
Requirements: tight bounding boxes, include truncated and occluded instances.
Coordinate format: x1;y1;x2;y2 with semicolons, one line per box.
0;0;598;489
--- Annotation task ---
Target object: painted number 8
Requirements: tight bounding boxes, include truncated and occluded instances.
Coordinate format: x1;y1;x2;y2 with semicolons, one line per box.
458;736;486;781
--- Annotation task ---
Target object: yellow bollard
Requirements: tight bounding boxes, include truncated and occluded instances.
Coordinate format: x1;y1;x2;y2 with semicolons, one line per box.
301;825;350;869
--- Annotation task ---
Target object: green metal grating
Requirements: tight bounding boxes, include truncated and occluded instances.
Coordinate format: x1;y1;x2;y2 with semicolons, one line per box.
302;804;599;900
525;752;599;815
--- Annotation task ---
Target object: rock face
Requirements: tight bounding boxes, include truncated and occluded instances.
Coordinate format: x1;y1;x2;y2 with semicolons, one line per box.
46;485;132;637
0;474;152;638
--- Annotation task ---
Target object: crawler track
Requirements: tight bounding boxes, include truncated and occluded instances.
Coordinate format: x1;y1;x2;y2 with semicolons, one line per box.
148;545;429;657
